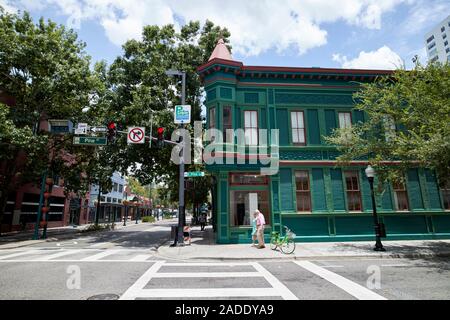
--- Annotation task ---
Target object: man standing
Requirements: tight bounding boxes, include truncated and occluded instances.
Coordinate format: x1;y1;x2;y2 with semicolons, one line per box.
255;209;266;249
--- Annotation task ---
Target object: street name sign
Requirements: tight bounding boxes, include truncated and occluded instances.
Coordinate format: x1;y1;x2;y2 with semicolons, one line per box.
127;127;145;144
73;136;107;146
184;171;205;178
90;126;107;133
174;105;191;124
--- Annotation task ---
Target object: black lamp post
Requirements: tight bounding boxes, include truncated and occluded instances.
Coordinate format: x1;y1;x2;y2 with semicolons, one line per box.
365;165;386;252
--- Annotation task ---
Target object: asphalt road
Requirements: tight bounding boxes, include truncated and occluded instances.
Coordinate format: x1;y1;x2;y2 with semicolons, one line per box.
1;220;450;300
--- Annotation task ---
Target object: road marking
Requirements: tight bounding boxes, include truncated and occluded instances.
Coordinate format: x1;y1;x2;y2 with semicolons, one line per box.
164;262;251;267
321;265;345;268
0;259;160;263
81;249;121;261
124;288;280;299
380;264;410;267
251;262;298;300
120;261;165;300
0;250;39;260
129;254;153;261
294;261;387;300
152;272;262;278
36;250;82;261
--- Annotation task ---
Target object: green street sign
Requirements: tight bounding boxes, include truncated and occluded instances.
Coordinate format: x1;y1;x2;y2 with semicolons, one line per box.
73;136;107;146
184;171;205;178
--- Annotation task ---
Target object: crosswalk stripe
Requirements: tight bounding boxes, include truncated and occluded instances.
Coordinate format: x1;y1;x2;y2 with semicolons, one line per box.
0;250;39;260
164;262;251;267
124;288;280;298
129;254;152;261
81;249;121;261
251;262;298;300
152;272;262;278
294;261;387;300
36;250;82;261
120;261;165;300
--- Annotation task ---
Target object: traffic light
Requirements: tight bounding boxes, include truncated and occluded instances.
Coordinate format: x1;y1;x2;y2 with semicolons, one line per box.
157;127;165;148
107;121;117;144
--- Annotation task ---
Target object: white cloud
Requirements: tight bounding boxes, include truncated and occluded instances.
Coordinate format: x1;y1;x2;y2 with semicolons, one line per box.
332;46;404;69
0;0;18;13
13;0;409;56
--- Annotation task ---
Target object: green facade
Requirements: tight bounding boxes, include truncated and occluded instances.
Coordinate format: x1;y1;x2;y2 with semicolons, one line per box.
198;59;450;243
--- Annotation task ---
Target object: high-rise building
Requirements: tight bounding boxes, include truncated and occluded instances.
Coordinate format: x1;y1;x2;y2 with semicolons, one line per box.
424;15;450;63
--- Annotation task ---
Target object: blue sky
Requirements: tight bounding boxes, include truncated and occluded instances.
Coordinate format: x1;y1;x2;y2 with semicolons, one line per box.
1;0;449;70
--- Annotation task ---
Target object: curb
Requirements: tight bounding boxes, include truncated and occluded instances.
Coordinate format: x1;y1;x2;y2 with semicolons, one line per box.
155;247;450;262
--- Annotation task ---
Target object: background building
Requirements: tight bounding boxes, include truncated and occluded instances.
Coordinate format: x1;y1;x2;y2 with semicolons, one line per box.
89;171;126;223
198;40;450;244
424;15;450;63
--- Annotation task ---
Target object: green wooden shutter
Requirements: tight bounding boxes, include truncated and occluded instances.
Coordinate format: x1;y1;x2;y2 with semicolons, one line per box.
407;169;424;209
324;110;336;136
280;168;294;211
307;109;321;144
360;169;372;211
425;169;442;209
261;108;267;129
331;169;346;211
235;107;241;129
381;183;394;210
276;109;289;146
312;168;327;211
353;110;365;124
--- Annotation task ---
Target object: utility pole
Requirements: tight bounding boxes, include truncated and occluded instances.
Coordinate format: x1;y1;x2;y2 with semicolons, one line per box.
95;183;101;226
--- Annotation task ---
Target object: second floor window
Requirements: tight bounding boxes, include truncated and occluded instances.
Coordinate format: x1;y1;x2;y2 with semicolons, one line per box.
244;110;258;145
295;171;311;212
393;180;409;211
209;107;216;129
291;111;306;145
344;171;362;211
223;106;233;143
338;112;352;129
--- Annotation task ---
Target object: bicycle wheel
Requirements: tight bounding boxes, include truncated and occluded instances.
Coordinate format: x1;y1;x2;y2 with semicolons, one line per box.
280;238;295;254
270;237;278;250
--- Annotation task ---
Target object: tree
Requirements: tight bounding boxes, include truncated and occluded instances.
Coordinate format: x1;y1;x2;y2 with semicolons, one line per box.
0;8;105;231
97;20;230;191
325;61;450;187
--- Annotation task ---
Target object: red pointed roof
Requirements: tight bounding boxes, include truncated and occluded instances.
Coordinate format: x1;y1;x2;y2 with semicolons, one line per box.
208;38;233;61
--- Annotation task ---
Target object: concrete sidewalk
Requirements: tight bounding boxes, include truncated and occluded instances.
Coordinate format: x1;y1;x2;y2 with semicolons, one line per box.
157;225;450;261
0;219;150;249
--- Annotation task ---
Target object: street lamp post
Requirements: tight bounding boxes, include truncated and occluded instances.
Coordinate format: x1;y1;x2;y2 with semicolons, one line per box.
365;165;386;252
165;69;186;246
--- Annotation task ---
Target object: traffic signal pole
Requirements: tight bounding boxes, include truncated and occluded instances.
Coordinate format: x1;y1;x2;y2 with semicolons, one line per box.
177;71;186;246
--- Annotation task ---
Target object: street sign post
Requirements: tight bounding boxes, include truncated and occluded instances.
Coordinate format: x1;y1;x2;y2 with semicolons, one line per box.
174;105;191;124
184;171;205;178
127;127;146;144
73;136;107;146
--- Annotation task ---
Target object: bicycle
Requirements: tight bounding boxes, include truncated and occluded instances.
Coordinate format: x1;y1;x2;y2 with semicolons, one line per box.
270;226;296;254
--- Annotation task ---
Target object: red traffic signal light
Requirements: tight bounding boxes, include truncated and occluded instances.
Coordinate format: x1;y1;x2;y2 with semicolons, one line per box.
107;122;116;130
157;127;164;148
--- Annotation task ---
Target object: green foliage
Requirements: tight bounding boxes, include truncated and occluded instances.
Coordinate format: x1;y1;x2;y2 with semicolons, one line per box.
142;216;155;223
0;9;106;198
325;61;450;186
163;212;172;219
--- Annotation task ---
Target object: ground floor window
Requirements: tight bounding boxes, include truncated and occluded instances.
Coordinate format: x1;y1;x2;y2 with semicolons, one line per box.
441;182;450;210
393;180;409;211
344;171;362;211
230;190;270;226
295;170;311;212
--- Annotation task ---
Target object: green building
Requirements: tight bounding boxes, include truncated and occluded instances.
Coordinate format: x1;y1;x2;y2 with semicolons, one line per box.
197;39;450;244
